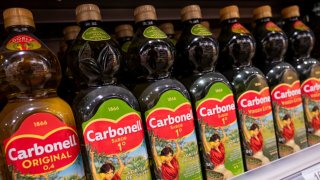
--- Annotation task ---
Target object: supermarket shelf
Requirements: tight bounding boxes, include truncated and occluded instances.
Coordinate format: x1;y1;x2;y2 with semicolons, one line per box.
233;144;320;180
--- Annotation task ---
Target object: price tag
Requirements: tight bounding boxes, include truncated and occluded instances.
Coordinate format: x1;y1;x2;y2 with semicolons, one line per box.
302;163;320;180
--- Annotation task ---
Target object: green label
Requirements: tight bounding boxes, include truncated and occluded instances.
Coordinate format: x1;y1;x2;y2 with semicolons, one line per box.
82;99;152;180
145;90;202;180
121;41;131;53
143;26;167;39
82;27;111;41
191;24;212;36
195;82;244;178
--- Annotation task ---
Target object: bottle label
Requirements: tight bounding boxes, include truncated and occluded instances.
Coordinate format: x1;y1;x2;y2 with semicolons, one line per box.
6;35;41;51
237;78;278;170
82;27;111;41
232;23;250;34
195;82;244;179
265;22;282;32
4;112;85;179
121;41;131;53
301;77;320;145
293;21;310;31
82;99;152;179
145;90;202;180
191;24;212;36
271;77;308;157
143;26;167;39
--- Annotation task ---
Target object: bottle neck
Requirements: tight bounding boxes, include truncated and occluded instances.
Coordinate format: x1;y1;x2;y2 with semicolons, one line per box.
183;18;201;27
285;16;300;23
79;20;102;28
136;20;157;28
255;17;272;24
221;18;239;26
6;25;35;33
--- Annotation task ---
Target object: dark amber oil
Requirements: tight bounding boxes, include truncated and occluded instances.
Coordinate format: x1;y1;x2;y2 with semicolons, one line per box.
282;11;320;146
253;11;308;158
217;7;279;171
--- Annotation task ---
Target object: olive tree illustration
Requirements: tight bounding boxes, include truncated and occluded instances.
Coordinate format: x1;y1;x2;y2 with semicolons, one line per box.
127;156;148;171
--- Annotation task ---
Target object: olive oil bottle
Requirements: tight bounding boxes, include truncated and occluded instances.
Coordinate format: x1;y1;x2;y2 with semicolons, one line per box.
58;25;80;104
70;4;152;180
0;8;85;179
175;5;244;179
127;5;203;180
253;5;308;158
282;5;320;146
115;24;134;89
159;23;177;45
216;5;279;171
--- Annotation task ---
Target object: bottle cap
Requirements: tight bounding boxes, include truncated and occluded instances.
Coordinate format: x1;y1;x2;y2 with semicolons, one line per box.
76;4;101;23
159;23;175;35
63;26;80;41
181;5;202;21
115;24;134;38
133;5;157;23
253;5;272;20
201;21;210;29
281;5;300;19
3;8;35;29
220;5;240;21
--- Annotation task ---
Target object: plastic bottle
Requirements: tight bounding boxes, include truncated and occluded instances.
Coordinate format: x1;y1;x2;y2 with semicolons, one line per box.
175;4;245;179
69;4;152;179
282;5;320;146
0;8;85;179
216;5;279;171
127;5;203;180
253;5;308;157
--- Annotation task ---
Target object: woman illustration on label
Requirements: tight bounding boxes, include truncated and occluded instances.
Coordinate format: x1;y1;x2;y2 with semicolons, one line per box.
90;149;124;180
274;105;300;152
201;123;233;179
151;134;181;180
242;114;270;164
304;97;320;136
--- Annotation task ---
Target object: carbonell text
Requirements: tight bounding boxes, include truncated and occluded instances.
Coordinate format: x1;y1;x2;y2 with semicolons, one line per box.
199;104;235;116
240;96;271;107
274;89;301;99
86;120;142;142
149;110;193;128
8;135;77;161
303;82;320;93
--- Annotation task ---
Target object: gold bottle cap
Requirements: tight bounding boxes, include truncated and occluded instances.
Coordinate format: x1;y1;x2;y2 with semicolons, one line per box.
253;5;272;20
281;5;300;19
115;24;134;38
63;26;80;41
201;21;210;29
76;4;102;23
159;23;175;35
220;5;240;21
3;8;35;29
133;5;157;23
181;5;202;22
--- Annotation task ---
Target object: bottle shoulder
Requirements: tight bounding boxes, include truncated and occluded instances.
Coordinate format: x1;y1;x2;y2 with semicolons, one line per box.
73;85;140;121
0;97;74;138
189;72;232;101
138;78;191;111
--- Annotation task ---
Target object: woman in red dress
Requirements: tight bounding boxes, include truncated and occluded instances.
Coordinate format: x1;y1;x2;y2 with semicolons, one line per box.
90;149;124;180
242;114;270;165
304;97;320;136
151;135;181;180
201;124;233;179
274;105;300;152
